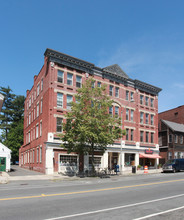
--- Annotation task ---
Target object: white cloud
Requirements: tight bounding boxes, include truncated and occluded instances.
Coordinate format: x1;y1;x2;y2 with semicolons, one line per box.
173;83;184;89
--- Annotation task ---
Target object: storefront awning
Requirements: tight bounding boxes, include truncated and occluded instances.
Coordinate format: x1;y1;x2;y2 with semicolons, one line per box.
139;153;161;159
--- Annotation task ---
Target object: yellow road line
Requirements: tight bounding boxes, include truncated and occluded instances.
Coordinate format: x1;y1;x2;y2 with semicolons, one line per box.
1;178;184;201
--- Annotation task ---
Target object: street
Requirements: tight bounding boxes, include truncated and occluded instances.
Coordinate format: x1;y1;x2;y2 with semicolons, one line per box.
1;172;184;219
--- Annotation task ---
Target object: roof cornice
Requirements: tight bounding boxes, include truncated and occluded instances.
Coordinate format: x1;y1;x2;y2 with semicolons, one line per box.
134;79;162;95
44;49;162;95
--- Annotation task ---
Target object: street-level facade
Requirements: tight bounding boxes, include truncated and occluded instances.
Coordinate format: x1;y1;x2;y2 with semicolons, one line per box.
0;142;11;172
19;48;162;174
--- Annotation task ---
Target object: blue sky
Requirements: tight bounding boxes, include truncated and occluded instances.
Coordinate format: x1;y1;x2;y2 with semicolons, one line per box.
0;0;184;113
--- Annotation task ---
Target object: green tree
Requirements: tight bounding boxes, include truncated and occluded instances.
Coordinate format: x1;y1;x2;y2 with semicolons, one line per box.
0;86;15;141
11;95;25;123
4;120;24;162
0;87;25;163
61;78;124;174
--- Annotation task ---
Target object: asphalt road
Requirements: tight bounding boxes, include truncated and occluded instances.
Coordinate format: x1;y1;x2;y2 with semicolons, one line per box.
1;172;184;220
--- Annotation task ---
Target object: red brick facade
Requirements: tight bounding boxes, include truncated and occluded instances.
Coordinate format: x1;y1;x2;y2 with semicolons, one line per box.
19;49;162;174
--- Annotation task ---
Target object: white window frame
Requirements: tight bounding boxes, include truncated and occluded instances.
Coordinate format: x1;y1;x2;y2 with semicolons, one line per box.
76;75;82;88
115;87;119;98
36;124;39;139
67;73;73;86
58;70;64;83
109;85;113;96
67;95;73;110
57;93;63;108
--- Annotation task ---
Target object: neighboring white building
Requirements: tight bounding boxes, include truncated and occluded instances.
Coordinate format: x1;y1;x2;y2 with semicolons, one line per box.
0;143;11;172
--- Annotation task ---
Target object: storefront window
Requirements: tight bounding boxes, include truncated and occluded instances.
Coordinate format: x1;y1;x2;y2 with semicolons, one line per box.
124;153;135;166
60;155;77;166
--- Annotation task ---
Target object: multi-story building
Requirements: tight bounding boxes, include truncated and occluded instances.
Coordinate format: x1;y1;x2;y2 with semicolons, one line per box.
19;48;162;174
159;106;184;164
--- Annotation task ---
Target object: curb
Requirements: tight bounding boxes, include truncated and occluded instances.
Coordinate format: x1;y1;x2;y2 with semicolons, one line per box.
1;169;163;183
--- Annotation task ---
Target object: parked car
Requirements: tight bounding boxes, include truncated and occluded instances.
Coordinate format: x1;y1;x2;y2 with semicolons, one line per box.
15;161;19;165
162;159;184;173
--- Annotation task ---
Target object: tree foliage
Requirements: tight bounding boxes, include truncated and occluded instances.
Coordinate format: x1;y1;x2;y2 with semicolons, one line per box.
61;78;125;173
0;86;15;140
0;86;25;162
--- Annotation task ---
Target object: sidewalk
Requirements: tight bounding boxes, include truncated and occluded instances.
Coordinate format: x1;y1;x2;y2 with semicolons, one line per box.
0;172;9;184
0;168;163;184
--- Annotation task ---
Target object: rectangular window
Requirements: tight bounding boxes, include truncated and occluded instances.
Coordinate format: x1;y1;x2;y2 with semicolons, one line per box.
36;124;39;139
180;136;183;144
145;97;149;106
146;132;149;143
67;95;73;110
97;82;101;88
115;106;119;116
37;84;40;97
130;92;134;101
140;131;144;142
41;78;43;91
28;131;30;143
109;106;113;115
91;81;95;88
126;109;129;120
115;87;119;98
33;127;35;140
57;118;63;132
40;99;43;114
34;89;36;100
126;128;129;140
130;129;134;141
140;95;144;105
57;93;63;108
146;113;149;124
33;150;35;163
109;85;113;96
126;91;129;100
140;112;144;124
58;70;64;83
40;121;42;137
37;147;39;163
168;134;172;143
151;115;154;125
34;107;35;120
175;134;178;143
76;75;82;88
151;133;154;143
168;152;172;160
67;73;73;86
150;98;154;107
31;110;33;123
40;146;42;163
29;97;31;108
29;112;31;125
37;102;39;117
130;110;134;122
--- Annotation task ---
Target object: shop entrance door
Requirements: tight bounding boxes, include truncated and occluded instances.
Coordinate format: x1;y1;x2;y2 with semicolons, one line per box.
0;157;6;172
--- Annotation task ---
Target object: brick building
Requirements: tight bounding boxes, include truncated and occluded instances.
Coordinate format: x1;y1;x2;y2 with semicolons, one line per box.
159;106;184;164
19;48;162;174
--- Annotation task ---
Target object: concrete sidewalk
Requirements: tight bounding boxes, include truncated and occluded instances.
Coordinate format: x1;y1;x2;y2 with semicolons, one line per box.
0;168;163;183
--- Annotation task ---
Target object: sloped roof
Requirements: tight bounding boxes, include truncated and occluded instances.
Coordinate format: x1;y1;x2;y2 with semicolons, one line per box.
0;142;11;153
162;120;184;133
103;64;129;79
